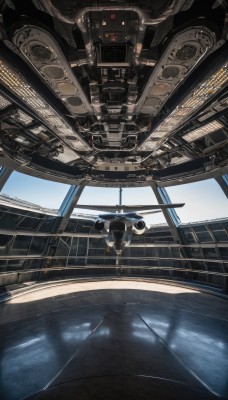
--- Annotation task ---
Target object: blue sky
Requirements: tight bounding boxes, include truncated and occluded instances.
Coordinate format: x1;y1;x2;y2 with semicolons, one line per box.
1;171;227;223
166;180;227;223
1;172;71;210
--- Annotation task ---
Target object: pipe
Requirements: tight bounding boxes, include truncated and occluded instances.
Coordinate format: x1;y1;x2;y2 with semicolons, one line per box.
41;2;178;64
75;4;178;65
92;143;136;152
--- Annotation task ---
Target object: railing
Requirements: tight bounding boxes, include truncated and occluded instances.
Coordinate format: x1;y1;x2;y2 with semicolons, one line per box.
0;201;227;291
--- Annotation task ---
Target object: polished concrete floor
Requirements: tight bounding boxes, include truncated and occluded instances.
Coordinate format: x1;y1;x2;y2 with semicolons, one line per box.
0;280;228;399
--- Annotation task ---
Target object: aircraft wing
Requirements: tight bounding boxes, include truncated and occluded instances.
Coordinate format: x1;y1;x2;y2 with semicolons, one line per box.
74;203;185;212
71;212;97;221
137;210;162;216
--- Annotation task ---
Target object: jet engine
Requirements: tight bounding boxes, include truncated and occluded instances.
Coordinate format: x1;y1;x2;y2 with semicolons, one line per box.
132;220;146;235
94;219;105;231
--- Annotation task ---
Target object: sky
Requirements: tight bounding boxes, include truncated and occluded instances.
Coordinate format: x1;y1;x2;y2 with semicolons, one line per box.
1;171;227;224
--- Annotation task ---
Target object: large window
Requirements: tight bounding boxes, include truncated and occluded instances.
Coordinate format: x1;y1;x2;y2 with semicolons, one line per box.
72;186;120;218
2;174;226;223
166;179;228;223
122;187;166;224
1;171;70;209
78;186;120;206
74;186;167;224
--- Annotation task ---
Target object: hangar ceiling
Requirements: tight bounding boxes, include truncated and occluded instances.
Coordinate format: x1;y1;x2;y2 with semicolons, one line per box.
0;0;227;187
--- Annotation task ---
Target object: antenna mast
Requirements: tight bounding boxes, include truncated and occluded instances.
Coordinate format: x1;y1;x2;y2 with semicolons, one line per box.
119;186;122;206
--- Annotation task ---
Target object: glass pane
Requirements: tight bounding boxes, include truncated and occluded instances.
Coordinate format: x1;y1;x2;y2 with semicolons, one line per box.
122;187;158;205
1;171;70;209
74;186;166;224
183;232;196;243
213;231;228;242
123;187;166;224
220;248;228;260
29;237;48;255
193;225;208;232
195;232;213;242
78;186;119;206
166;179;228;223
0;234;12;247
11;236;31;255
203;248;217;259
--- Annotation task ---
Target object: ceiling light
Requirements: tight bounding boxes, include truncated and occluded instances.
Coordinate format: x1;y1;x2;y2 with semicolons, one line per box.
11;110;33;126
136;27;215;118
12;25;93;116
30;126;46;134
140;62;228;150
0;93;11;110
0;58;89;153
182;121;224;142
17;110;33;125
151;131;168;138
14;136;31;145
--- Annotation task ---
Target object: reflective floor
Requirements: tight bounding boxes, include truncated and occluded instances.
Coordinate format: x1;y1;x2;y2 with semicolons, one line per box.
0;280;228;400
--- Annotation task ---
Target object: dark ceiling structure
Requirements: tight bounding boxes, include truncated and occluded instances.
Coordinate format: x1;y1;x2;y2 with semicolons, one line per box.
0;2;228;400
0;0;227;187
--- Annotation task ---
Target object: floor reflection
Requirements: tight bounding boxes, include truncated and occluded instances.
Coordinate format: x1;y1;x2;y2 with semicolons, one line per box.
0;282;227;400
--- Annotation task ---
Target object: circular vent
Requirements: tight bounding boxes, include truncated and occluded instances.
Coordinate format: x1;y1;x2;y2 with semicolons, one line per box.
162;66;180;79
30;45;52;61
144;97;161;107
57;82;76;95
176;44;197;61
149;82;171;96
43;65;65;80
67;96;82;106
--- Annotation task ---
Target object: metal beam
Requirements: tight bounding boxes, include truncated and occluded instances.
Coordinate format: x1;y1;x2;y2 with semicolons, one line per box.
0;228;227;248
0;228;101;237
119;186;122;206
0;254;227;264
0;265;227;275
0;166;12;191
216;175;228;199
150;183;181;242
57;182;87;232
150;182;194;270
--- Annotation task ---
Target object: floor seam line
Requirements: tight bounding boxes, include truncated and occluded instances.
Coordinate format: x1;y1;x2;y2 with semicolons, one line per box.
30;317;105;400
137;313;221;398
48;373;189;389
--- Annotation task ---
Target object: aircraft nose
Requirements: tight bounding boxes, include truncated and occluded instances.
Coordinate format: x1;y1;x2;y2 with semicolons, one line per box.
115;248;122;255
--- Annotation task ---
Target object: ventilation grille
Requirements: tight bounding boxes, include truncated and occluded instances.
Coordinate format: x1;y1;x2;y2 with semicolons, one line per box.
101;45;126;63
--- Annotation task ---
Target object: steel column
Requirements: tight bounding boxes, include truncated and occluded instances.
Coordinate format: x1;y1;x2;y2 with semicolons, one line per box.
57;182;87;232
150;183;181;242
216;175;228;199
0;166;12;191
43;182;87;267
150;183;193;269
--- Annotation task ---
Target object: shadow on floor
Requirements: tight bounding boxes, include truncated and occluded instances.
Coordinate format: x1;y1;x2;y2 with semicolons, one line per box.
0;282;228;400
